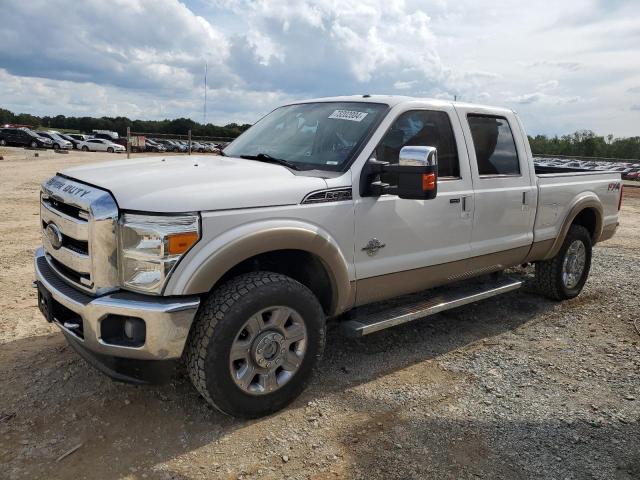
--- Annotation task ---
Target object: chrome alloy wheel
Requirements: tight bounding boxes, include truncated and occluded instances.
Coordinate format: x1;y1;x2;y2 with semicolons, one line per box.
229;306;307;395
562;240;586;289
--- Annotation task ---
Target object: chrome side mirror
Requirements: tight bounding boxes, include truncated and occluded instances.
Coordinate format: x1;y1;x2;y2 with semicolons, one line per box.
399;146;437;168
396;146;438;200
365;145;438;200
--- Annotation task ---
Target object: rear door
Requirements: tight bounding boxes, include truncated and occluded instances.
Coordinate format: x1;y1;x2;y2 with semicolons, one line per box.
455;107;536;261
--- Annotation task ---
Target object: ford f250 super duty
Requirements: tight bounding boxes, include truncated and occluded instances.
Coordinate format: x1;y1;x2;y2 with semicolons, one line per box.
34;96;623;417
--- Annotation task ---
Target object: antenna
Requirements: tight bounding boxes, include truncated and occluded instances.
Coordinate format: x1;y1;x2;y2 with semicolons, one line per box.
204;62;208;125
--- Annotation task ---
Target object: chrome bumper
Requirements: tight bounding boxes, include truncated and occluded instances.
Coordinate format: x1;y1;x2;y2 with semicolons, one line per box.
34;247;200;360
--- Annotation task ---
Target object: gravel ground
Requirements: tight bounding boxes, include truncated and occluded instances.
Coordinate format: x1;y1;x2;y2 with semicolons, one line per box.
0;147;638;480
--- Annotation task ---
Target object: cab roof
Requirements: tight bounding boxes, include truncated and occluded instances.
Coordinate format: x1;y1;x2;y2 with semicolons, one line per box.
289;94;515;115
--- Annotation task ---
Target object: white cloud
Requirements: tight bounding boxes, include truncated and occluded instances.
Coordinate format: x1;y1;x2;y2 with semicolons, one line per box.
394;81;418;90
508;92;581;105
536;80;560;90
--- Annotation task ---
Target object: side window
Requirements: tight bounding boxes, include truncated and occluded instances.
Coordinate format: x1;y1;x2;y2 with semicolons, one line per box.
467;115;520;176
374;110;460;178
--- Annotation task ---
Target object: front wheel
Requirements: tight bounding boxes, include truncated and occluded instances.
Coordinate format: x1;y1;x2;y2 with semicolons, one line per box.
535;224;592;300
185;272;326;418
107;147;114;153
0;139;6;146
30;141;38;148
53;143;60;150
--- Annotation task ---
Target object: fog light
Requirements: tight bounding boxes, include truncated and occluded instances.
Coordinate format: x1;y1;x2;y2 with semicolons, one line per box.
101;315;146;347
124;318;136;338
123;317;145;342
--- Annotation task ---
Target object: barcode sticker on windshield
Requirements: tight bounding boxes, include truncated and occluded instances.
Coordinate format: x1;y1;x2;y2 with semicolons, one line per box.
328;110;368;122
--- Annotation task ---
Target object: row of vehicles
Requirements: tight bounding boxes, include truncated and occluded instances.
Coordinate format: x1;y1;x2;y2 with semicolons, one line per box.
145;138;224;154
0;126;225;155
0;127;125;153
534;156;640;180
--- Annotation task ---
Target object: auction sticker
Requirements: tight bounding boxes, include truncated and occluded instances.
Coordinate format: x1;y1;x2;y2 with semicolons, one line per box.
328;110;369;122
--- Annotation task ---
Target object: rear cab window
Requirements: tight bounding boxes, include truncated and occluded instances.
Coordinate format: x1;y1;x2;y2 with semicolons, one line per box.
467;115;520;176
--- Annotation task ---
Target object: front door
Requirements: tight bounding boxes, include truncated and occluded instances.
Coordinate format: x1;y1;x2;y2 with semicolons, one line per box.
354;105;475;305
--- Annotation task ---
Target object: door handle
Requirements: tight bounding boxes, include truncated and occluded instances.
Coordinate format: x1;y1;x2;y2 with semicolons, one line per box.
462;195;471;212
449;198;461;204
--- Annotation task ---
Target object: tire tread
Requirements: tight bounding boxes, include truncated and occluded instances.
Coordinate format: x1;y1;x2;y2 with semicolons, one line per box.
535;224;591;301
185;271;324;416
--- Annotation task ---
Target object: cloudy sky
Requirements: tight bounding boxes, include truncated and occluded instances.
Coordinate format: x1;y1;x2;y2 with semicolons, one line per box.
0;0;638;136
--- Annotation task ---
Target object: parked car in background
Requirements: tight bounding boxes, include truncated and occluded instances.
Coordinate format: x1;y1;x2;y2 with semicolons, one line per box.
191;141;206;153
0;127;52;148
66;134;91;149
174;140;190;152
58;133;82;149
92;130;119;141
152;139;178;152
78;138;125;153
144;139;166;152
36;131;72;150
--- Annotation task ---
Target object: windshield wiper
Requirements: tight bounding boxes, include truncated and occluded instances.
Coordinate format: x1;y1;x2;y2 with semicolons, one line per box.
239;153;300;171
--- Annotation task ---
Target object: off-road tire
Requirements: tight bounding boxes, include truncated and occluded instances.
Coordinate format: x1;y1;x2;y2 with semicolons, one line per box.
535;224;592;300
185;271;326;418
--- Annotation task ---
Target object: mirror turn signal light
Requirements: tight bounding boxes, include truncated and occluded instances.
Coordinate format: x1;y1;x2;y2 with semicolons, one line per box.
167;231;199;255
422;173;437;191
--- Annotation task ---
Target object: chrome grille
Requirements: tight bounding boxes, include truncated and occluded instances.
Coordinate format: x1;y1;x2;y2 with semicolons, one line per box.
41;175;119;295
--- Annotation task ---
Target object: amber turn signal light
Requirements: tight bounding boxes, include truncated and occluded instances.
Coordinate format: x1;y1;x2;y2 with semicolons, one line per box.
167;231;199;255
422;173;436;191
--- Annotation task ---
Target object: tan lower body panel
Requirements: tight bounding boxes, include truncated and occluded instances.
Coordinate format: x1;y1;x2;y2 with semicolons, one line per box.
598;223;618;243
355;245;531;306
522;238;555;263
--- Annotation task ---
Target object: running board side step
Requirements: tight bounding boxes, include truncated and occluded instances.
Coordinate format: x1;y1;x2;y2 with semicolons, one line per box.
341;276;523;337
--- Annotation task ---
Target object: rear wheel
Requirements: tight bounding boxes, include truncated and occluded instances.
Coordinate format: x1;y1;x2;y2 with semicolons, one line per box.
0;139;6;146
185;272;326;418
535;224;592;300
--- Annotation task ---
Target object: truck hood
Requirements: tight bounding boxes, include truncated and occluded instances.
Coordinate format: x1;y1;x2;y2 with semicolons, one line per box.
61;155;327;212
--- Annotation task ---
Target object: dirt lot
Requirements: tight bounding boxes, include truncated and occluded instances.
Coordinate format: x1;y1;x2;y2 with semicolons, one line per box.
1;147;639;480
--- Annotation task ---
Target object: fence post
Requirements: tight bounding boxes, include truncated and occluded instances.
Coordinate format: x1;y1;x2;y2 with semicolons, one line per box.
188;130;192;155
126;126;131;159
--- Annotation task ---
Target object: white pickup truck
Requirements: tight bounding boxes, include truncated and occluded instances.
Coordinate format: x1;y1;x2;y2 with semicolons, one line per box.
34;95;623;417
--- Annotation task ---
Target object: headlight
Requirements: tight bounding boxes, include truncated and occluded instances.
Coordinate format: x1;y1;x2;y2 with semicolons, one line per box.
118;213;200;294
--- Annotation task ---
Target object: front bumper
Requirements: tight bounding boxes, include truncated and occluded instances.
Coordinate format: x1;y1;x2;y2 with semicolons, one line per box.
34;247;200;379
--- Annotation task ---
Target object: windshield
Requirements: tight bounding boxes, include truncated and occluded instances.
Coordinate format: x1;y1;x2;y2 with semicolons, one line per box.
224;102;387;171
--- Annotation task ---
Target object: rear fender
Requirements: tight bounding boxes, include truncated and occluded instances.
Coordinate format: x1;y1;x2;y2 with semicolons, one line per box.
542;194;603;260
